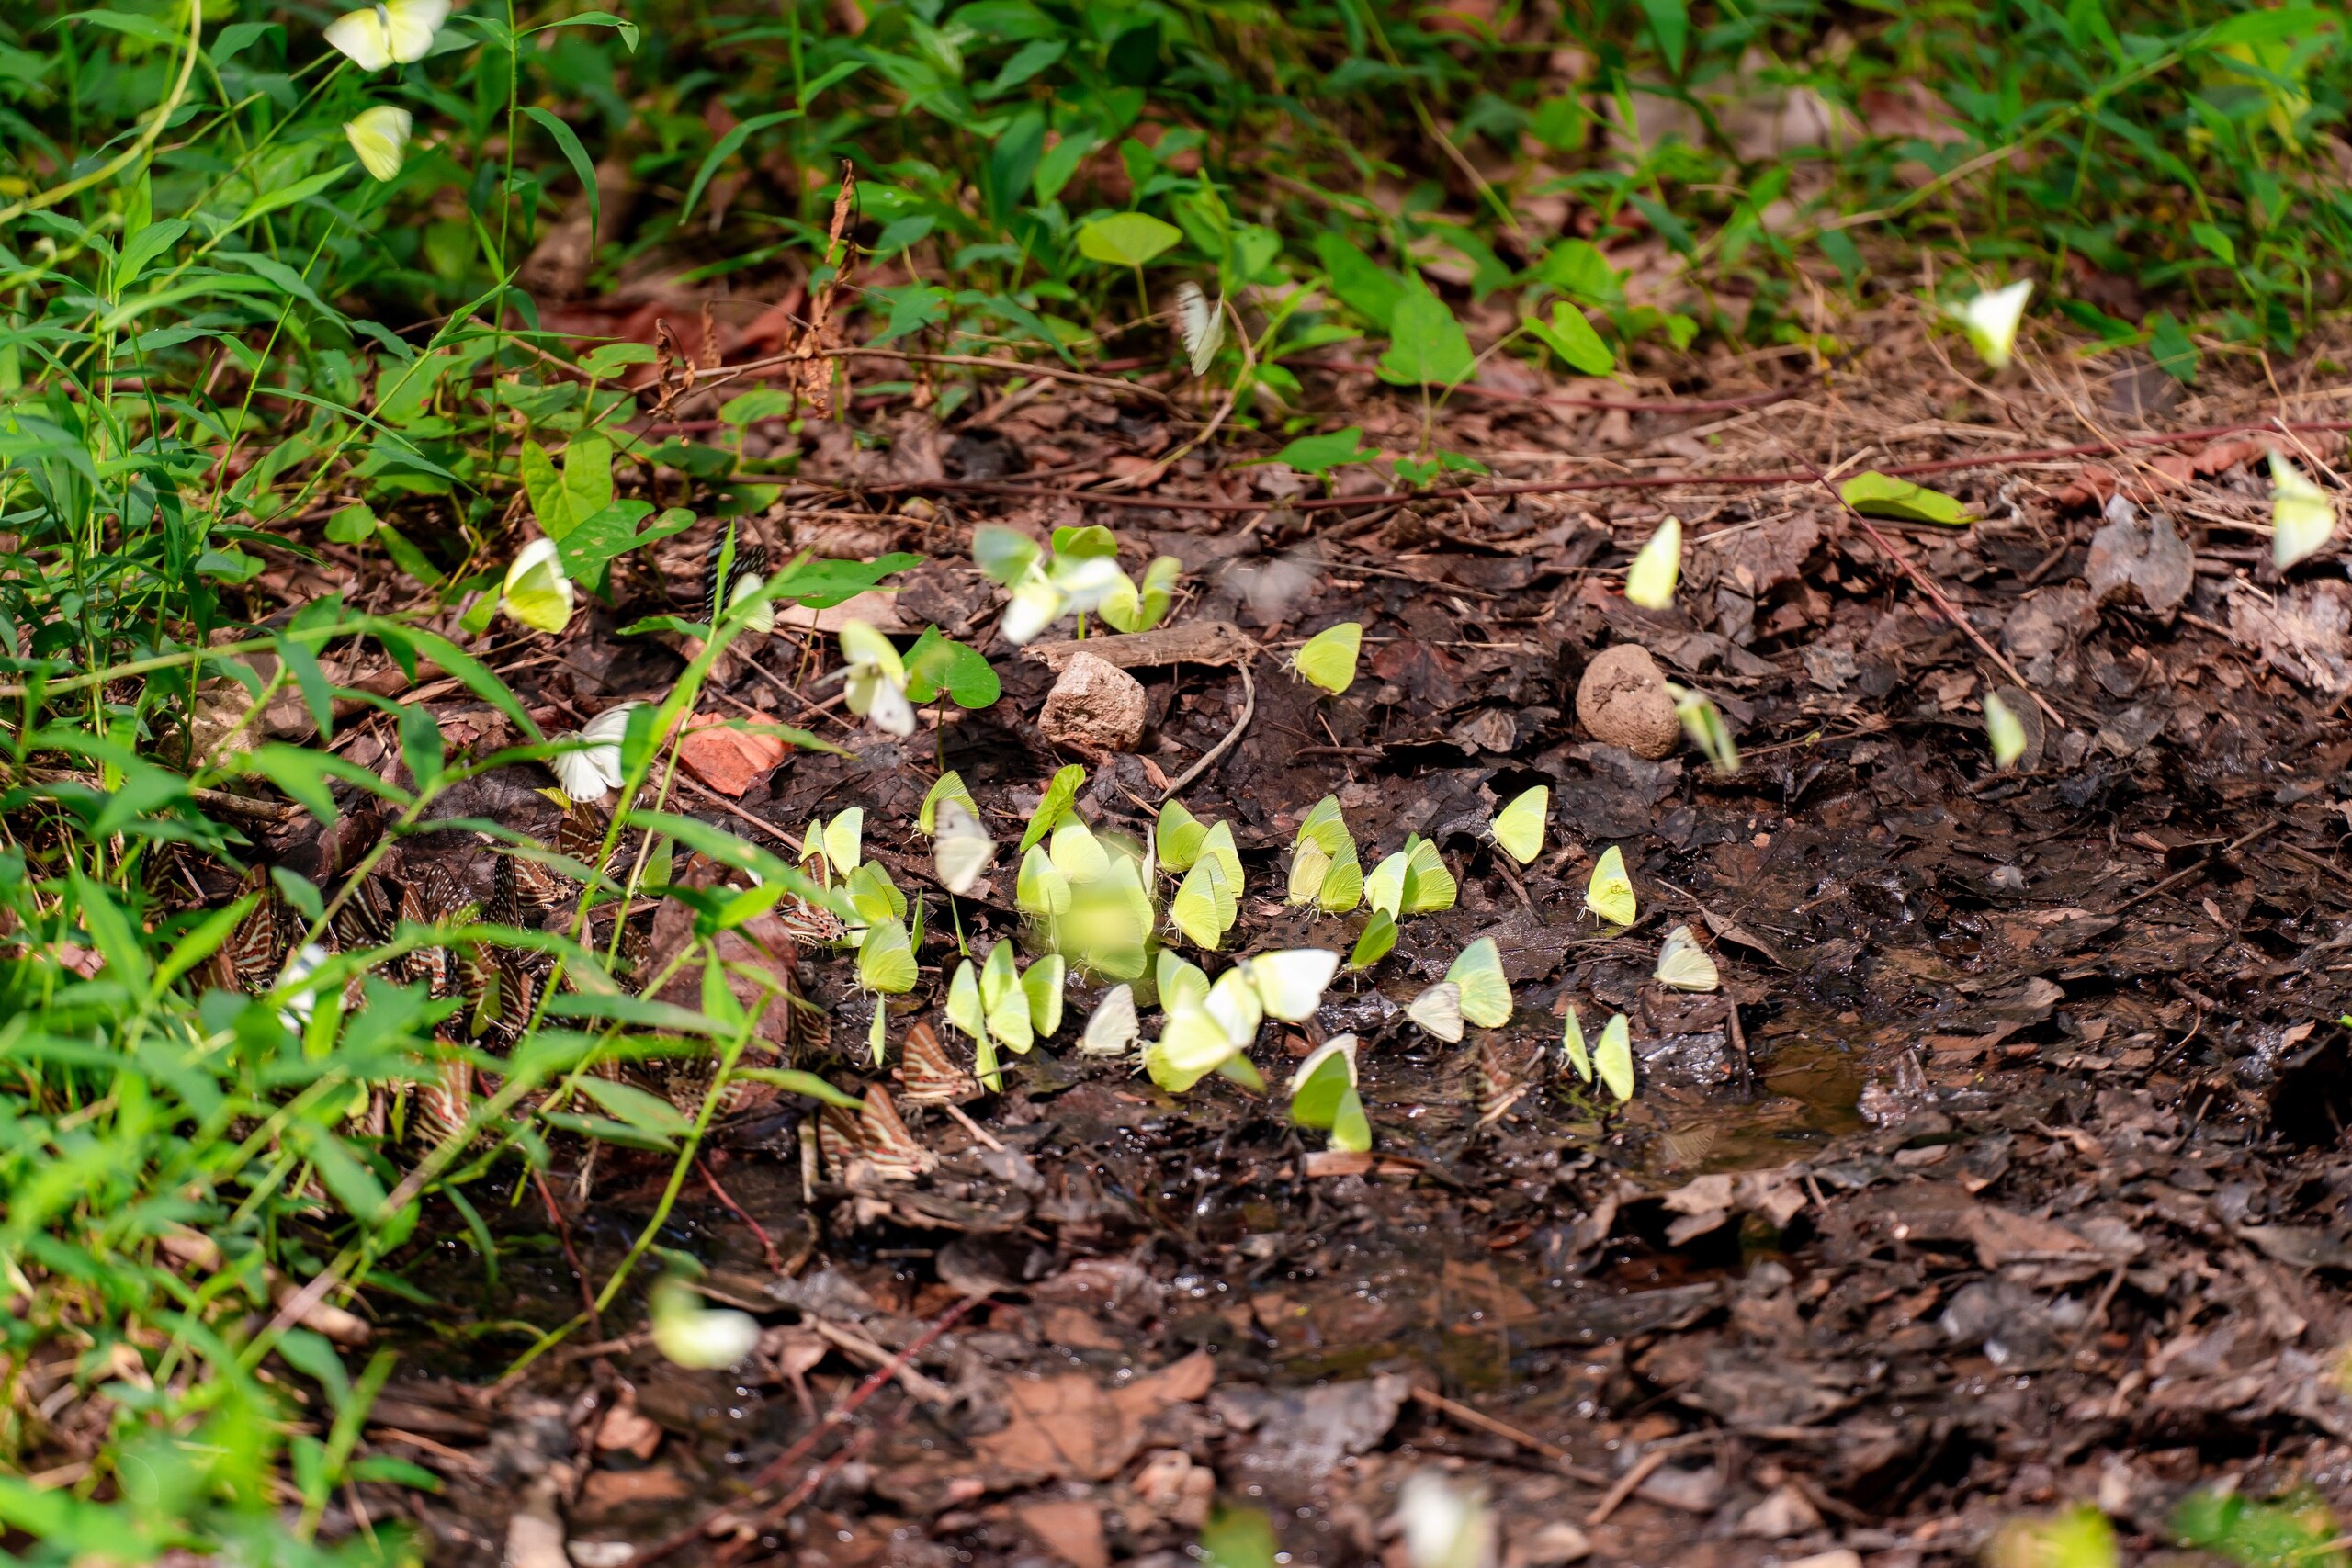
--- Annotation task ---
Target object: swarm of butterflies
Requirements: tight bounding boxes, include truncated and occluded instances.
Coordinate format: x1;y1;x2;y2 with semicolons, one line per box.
888;755;1733;1155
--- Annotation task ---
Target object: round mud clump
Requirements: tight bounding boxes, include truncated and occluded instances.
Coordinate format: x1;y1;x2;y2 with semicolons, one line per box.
1575;644;1679;760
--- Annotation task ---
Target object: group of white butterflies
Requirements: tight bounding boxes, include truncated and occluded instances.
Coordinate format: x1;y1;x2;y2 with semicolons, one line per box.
904;762;1733;1139
321;0;455;181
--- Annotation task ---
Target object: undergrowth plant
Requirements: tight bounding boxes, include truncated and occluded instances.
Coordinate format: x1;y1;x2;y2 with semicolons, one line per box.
0;0;2345;1554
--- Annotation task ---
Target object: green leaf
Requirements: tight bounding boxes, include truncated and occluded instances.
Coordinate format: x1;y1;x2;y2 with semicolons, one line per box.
1839;471;1975;525
683;110;798;223
269;866;324;925
903;627;1001;709
519;440;569;537
1377;289;1475;388
562;433;615;525
324;502;378;545
1077;211;1182;268
522;107;601;246
1524;301;1614;375
1639;0;1690;72
1020;763;1087;854
576;1075;695;1138
1313;231;1408;327
538;1110;677;1151
2147;310;2200;384
539;993;726;1036
1272;427;1376;476
732;1066;865;1111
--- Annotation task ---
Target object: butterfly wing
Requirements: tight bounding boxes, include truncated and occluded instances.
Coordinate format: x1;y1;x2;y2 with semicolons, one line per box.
1287;840;1332;906
1350;908;1397;969
345;106;411;180
324;6;396;70
1984;692;2027;768
1016;845;1071;916
1175;281;1226;377
1363;852;1407;919
1400;838;1456;915
1245;949;1339;1022
1317;845;1364;914
933;800;995;894
1491;786;1547;866
944;959;985;1041
822;808;864;877
1022;953;1066;1038
1407;981;1464;1043
1596;1014;1634;1101
1561;1005;1591;1081
1445;937;1512;1028
1623;516;1681;610
1080;984;1139;1054
1584;845;1636;926
1654;925;1720;992
382;0;452;61
1293;622;1362;694
856;919;918;994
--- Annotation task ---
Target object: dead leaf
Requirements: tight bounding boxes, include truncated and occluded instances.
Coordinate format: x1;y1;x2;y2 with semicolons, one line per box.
1012;1498;1109;1568
677;715;789;796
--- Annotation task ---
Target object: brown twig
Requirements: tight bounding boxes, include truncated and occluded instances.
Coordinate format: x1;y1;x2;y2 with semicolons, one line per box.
1309;362;1803;413
1804;461;2066;729
2111;821;2277;914
533;1170;603;1340
1408;1386;1609;1483
696;1156;786;1272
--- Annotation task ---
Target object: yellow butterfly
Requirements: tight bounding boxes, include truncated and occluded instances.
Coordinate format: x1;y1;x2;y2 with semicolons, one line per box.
1623;516;1681;610
2272;452;2335;570
919;771;979;834
344;105;413;181
1292;622;1362;694
1653;925;1719;992
1984;691;2028;769
1445;937;1511;1029
1407;980;1464;1043
1016;845;1071;917
932;799;994;895
1349;908;1397;970
1488;785;1547;866
1170;857;1235;949
501;537;574;634
1595;1013;1634;1101
1561;1004;1590;1081
855;919;918;995
1670;686;1738;776
324;0;451;72
1584;844;1635;927
1238;949;1340;1021
1157;799;1208;872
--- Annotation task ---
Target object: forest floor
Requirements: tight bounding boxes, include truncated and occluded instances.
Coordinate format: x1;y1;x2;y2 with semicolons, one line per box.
316;305;2352;1568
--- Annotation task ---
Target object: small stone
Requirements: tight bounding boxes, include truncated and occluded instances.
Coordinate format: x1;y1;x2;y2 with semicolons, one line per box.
1040;651;1148;753
1514;1520;1593;1565
1736;1484;1824;1539
1575;644;1679;759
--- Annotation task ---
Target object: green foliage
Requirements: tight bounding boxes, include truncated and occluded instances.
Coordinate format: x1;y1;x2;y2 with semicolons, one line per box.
2173;1488;2349;1568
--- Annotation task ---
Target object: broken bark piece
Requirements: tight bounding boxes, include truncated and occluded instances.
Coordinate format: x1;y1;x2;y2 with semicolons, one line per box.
1021;619;1256;673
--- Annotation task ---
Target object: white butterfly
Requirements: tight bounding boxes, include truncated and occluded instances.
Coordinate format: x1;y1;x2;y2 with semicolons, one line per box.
324;0;453;72
1175;281;1225;378
1408;980;1464;1043
1239;948;1340;1022
1080;984;1140;1055
548;702;638;804
932;799;994;896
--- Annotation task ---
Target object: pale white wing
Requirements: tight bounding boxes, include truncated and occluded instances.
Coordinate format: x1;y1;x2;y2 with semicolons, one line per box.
1175;281;1224;377
1080;984;1139;1055
1408;981;1464;1043
933;801;995;895
323;7;396;70
383;0;452;62
1244;949;1339;1022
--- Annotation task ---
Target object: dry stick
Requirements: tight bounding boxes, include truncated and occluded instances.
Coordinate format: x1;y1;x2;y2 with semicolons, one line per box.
1310;362;1802;413
1408;1386;1610;1484
696;1157;786;1272
2111;821;2278;914
1803;461;2066;729
695;345;1182;412
831;416;2352;516
625;1290;991;1568
1163;659;1255;800
1586;1447;1674;1527
532;1169;604;1341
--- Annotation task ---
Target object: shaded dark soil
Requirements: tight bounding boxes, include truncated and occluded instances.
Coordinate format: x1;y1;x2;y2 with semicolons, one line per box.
292;321;2352;1567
